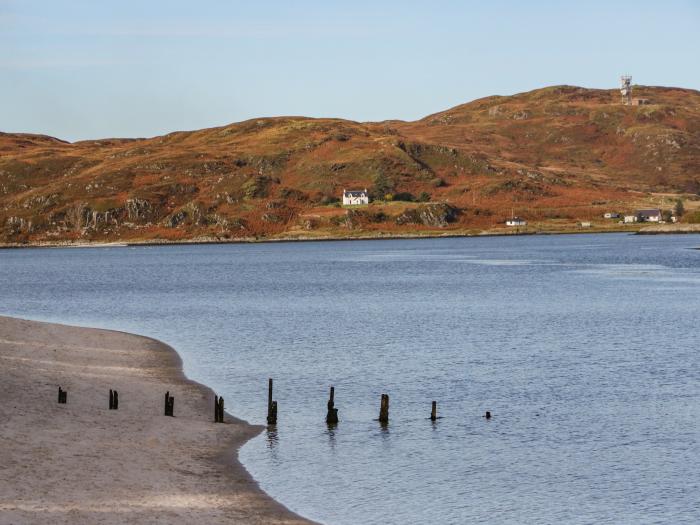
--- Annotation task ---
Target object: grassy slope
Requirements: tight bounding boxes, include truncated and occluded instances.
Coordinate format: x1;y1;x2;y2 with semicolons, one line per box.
1;85;699;244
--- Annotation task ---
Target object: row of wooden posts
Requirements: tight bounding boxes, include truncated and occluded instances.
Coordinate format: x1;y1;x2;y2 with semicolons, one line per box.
58;381;493;423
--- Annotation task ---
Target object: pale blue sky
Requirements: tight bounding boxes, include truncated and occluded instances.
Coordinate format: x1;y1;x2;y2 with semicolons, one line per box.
2;0;698;141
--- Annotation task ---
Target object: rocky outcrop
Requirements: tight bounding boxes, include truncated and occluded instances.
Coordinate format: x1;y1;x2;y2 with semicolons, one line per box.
125;198;155;222
395;203;459;227
4;216;33;234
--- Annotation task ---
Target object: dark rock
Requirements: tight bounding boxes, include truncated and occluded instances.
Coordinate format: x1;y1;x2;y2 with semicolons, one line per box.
396;203;459;227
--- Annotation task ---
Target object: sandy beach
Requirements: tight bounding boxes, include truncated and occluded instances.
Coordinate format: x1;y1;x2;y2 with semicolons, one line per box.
0;316;313;524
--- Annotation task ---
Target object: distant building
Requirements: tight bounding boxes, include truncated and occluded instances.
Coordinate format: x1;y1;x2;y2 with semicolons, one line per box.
342;189;369;206
631;98;651;106
603;212;620;219
579;221;592;228
637;209;662;223
506;217;527;227
623;215;638;224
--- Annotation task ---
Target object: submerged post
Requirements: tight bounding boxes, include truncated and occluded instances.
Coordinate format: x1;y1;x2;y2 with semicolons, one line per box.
268;401;278;425
267;378;277;425
379;393;389;424
431;401;437;421
218;396;224;423
164;391;170;415
109;389;114;410
485;411;491;420
214;395;219;422
326;386;339;424
58;387;67;404
114;390;118;410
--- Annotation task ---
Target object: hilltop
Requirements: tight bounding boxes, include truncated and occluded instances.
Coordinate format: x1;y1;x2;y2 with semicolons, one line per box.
2;85;700;245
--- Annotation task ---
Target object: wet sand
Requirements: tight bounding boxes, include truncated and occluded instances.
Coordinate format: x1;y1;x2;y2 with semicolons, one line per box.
0;316;313;524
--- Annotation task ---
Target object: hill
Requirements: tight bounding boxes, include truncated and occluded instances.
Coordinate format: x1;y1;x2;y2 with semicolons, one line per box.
2;85;699;245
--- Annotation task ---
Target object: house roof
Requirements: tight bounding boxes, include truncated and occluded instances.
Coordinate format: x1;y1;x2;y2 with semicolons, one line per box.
343;190;367;197
637;209;661;216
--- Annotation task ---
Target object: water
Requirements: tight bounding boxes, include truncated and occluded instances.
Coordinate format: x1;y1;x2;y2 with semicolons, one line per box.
1;234;699;524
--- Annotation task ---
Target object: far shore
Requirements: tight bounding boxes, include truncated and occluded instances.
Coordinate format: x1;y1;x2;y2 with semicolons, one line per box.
0;315;314;525
1;223;698;251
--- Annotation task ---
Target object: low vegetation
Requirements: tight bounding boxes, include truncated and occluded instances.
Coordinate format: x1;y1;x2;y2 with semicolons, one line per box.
1;85;699;244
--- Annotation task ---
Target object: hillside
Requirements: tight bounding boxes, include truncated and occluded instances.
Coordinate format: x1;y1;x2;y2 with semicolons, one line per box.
2;85;700;245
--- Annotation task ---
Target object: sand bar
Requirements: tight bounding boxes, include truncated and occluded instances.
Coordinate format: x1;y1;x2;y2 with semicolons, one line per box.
0;316;313;524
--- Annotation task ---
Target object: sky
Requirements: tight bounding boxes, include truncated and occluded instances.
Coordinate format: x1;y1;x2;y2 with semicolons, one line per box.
1;0;699;141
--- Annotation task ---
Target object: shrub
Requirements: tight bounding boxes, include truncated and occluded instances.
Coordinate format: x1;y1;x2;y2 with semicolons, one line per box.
393;192;415;202
675;199;685;217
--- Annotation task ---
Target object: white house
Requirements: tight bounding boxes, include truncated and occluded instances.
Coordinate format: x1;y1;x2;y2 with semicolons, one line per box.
637;209;662;223
342;189;369;206
506;217;527;227
623;215;638;223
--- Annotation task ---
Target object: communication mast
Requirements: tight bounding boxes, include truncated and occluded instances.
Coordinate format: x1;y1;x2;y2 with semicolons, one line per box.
620;75;632;105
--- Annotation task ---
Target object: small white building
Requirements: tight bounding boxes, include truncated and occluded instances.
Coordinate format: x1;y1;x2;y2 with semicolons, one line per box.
603;212;620;219
579;221;592;228
506;217;527;227
637;209;662;223
342;189;369;206
623;215;638;224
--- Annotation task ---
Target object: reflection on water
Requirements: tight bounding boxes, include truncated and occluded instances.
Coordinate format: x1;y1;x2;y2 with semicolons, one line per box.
1;233;699;524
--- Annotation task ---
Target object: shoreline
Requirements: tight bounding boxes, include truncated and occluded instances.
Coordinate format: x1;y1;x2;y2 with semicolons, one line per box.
0;226;671;250
0;315;314;524
2;222;699;250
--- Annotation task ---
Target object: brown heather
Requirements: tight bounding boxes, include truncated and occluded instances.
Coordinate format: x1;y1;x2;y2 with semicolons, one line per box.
1;85;699;244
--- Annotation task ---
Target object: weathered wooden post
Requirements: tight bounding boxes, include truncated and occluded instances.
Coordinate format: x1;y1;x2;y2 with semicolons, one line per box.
164;391;174;416
269;401;277;425
267;378;277;425
58;387;67;404
378;393;389;424
267;378;273;419
218;396;224;423
431;401;437;421
214;395;219;422
485;411;492;420
113;390;118;410
109;389;114;410
326;386;339;424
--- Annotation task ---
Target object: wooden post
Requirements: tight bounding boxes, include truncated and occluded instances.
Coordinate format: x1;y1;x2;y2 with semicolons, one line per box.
267;378;277;425
109;389;114;410
326;386;339;424
267;378;273;421
58;387;67;404
113;390;118;410
218;396;224;423
431;401;437;421
268;401;277;425
485;411;491;420
214;395;219;422
379;393;389;423
164;391;174;416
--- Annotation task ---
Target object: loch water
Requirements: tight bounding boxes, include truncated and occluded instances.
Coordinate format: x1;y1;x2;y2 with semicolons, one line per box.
1;233;699;524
